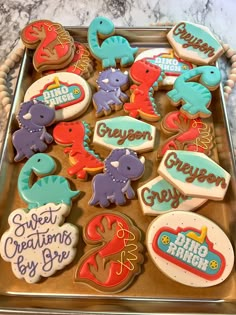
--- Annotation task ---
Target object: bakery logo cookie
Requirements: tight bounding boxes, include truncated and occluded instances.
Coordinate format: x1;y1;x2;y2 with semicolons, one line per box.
147;211;234;287
0;203;78;283
75;212;144;293
137;176;206;215
93;116;156;153
135;48;194;86
24;72;91;121
158;150;231;200
167;22;224;65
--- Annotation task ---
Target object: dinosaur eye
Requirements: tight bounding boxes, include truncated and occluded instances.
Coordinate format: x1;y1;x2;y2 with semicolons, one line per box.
210;71;214;74
127;166;131;170
100;21;103;24
40;115;44;118
68;128;72;132
116;79;119;82
146;70;149;73
37;159;41;162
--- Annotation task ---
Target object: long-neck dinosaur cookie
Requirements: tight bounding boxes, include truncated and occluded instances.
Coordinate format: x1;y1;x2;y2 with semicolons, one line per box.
167;66;221;119
123;59;164;121
93;68;129;117
0;203;79;283
88;16;138;68
12;100;55;162
53;121;104;181
18;153;80;209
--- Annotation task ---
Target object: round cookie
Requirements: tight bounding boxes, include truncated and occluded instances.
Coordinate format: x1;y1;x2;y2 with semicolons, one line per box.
146;211;234;287
24;72;92;122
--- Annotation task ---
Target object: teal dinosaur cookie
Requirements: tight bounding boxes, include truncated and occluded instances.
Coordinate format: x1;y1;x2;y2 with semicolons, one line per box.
167;66;221;119
88;16;138;68
18;153;80;209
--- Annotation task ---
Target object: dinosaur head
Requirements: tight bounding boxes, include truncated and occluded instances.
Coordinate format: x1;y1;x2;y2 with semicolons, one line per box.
97;68;129;91
130;59;163;85
53;121;89;145
199;66;221;89
25;153;56;176
90;16;114;36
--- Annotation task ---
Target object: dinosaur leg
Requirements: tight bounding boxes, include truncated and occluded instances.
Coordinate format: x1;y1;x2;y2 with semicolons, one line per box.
114;191;126;205
125;185;135;199
102;58;116;68
14;150;25;162
167;89;182;103
123;102;140;118
67;164;87;180
90;193;110;207
23;147;36;159
120;55;134;66
31;141;47;152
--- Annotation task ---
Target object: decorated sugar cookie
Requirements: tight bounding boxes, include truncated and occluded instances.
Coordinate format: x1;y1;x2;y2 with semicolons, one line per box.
123;59;164;121
24;72;91;122
157;111;214;159
135;48;195;87
18;153;80;209
158;150;231;200
93;68;129;117
12;100;55;162
0;203;79;283
89;148;145;207
146;211;234;287
167;21;224;65
53;121;104;180
88;16;138;68
21;20;74;72
93;116;156;153
167;66;221;119
75;211;144;293
137;176;207;215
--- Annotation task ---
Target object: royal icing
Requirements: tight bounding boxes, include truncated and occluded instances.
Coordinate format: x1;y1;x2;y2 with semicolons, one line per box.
24;72;91;122
123;59;164;121
93;116;156;153
88;16;138;68
18;153;80;209
53;121;104;180
137;176;207;215
158;150;231;200
167;66;221;119
93;68;129;117
135;48;195;86
21;20;74;72
89;148;145;207
12;100;55;162
157;111;214;158
167;22;224;65
75;211;144;293
146;211;234;287
0;203;78;283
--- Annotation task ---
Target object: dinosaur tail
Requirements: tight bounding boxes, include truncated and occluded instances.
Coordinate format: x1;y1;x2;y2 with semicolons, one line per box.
132;47;139;54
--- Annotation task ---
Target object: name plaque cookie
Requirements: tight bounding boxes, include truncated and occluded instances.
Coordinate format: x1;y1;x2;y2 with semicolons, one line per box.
24;72;91;122
137;176;207;216
167;22;224;65
93;116;156;152
146;211;234;287
158;150;231;200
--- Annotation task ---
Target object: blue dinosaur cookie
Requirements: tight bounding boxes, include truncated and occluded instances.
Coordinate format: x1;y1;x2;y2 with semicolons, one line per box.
88;16;138;68
18;153;80;209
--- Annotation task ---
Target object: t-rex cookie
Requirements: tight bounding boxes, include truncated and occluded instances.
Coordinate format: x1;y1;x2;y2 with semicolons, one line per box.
135;48;195;87
93;68;129;117
158;150;231;200
157;111;214;159
167;66;221;119
93;116;156;153
146;211;234;287
89;148;145;207
137;176;207;215
24;72;91;122
53;121;104;180
0;203;78;283
88;16;138;68
123;59;164;121
12;100;55;162
75;211;144;293
21;20;75;72
18;153;80;209
167;22;224;65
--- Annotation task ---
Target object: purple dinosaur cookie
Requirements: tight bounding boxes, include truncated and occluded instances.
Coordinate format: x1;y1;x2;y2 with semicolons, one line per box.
89;148;145;207
92;68;129;117
12;100;55;162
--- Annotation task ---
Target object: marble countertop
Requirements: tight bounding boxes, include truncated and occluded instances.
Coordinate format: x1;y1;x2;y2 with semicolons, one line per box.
0;0;236;153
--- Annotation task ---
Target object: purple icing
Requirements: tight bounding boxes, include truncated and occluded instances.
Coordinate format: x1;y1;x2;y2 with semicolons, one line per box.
12;100;55;162
93;68;129;114
89;148;145;207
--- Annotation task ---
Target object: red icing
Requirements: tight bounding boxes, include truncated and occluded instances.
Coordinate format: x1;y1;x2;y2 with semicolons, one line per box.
75;213;142;291
21;20;73;71
53;121;104;180
152;226;226;281
124;60;162;120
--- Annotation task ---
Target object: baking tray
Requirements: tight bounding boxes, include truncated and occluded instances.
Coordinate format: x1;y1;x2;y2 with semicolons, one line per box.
0;26;236;314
